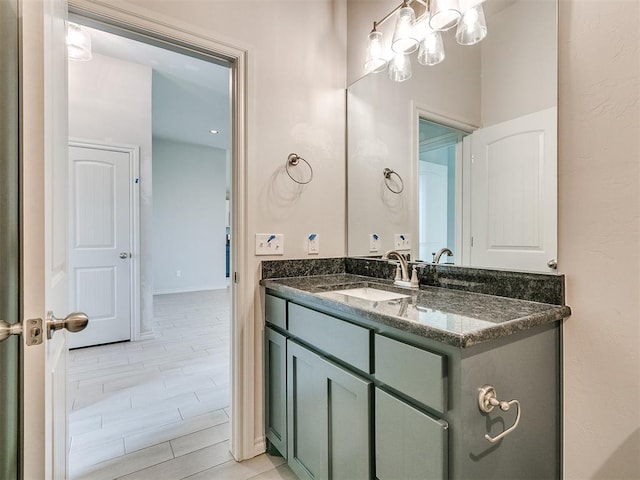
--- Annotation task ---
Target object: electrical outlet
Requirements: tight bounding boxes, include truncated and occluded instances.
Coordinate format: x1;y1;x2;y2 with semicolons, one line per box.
370;233;380;252
394;233;411;251
307;233;319;254
255;234;284;255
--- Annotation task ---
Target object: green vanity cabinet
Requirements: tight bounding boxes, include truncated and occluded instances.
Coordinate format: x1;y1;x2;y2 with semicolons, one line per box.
263;292;561;480
287;340;372;480
265;327;287;457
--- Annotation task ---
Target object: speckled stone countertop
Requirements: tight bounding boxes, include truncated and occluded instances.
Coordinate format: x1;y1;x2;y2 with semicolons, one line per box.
261;273;571;348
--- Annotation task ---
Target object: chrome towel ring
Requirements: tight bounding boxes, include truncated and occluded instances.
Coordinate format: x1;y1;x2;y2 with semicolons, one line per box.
383;167;404;194
286;153;313;185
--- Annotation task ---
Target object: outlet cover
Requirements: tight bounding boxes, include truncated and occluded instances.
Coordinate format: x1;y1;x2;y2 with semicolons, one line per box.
256;234;284;256
394;233;411;251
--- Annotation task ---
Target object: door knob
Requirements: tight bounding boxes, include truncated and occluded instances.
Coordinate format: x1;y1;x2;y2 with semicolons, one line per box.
119;252;129;259
46;311;89;339
547;259;558;270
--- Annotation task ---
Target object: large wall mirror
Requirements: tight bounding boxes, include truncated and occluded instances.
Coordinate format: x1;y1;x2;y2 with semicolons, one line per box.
347;0;557;273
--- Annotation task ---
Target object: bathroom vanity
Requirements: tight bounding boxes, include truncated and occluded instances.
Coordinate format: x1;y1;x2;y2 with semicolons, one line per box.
261;259;570;480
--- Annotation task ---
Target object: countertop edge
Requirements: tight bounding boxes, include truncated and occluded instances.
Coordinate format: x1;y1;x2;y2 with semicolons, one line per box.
261;278;571;349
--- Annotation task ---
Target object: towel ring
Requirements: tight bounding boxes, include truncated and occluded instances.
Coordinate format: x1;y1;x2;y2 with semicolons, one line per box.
383;168;404;194
286;153;313;185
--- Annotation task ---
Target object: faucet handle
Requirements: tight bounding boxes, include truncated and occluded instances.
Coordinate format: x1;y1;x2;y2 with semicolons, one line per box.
394;264;402;282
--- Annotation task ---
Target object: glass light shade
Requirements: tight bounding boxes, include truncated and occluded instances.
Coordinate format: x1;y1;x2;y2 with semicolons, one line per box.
391;6;419;54
456;4;487;45
417;31;445;66
388;54;412;82
67;22;92;61
429;0;462;31
364;30;388;73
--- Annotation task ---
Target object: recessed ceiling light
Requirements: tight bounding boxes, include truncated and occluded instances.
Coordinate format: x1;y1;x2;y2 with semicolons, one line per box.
209;129;220;134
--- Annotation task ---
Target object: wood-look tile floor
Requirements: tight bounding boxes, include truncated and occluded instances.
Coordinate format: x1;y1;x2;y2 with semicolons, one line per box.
69;289;293;480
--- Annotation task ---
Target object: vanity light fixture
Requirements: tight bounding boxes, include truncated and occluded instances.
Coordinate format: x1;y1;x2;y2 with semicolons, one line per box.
363;0;487;80
67;22;92;61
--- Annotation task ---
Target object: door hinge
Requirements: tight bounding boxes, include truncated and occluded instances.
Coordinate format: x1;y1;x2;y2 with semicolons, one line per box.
470;236;474;247
471;154;475;164
233;272;239;284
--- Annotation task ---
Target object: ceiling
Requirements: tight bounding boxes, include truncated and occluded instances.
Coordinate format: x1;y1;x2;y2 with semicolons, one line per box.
86;25;231;150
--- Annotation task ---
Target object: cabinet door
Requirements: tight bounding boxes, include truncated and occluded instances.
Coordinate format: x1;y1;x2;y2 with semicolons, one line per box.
265;327;287;457
375;388;448;480
287;341;372;480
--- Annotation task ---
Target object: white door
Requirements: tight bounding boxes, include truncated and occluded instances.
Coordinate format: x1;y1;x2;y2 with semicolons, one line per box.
470;107;557;272
419;160;448;262
21;0;78;478
69;144;132;348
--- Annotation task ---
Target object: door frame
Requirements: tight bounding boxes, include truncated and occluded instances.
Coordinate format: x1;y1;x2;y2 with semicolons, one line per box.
65;0;252;460
68;139;141;343
411;103;477;265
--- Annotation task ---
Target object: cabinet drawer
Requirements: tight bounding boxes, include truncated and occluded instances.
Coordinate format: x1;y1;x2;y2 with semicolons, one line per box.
375;388;447;480
375;334;447;413
288;303;371;373
265;294;287;329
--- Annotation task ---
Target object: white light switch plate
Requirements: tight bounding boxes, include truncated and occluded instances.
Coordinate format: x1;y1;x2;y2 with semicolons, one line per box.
369;234;380;252
307;234;319;254
394;233;411;251
255;234;284;255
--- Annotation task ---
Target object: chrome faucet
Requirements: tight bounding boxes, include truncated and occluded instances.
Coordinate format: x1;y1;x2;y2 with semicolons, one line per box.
382;250;411;287
433;247;453;264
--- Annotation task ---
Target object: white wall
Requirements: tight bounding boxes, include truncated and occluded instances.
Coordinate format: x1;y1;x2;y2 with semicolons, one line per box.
152;138;228;293
558;0;640;477
481;0;557;126
68;52;154;336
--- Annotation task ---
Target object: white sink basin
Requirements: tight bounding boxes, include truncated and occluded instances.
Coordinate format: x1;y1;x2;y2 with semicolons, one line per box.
326;287;410;302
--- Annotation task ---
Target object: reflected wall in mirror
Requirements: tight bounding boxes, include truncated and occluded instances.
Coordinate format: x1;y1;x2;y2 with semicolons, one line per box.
347;0;558;273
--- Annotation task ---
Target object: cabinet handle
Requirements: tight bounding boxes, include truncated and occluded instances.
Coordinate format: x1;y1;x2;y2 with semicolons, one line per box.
478;385;521;443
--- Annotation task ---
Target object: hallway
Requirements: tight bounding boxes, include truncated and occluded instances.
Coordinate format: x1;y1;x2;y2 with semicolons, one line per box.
67;289;288;479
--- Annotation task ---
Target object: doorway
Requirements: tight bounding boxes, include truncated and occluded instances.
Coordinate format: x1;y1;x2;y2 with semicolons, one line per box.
66;19;234;478
417;118;466;263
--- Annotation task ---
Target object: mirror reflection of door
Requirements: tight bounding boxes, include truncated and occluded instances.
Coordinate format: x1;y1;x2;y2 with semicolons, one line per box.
418;119;466;263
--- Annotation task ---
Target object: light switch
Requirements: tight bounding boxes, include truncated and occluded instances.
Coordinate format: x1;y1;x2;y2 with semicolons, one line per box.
370;233;380;252
256;234;284;256
394;234;411;251
307;233;319;254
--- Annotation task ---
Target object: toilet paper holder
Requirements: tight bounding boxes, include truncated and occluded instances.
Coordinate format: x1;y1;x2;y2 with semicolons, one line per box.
478;384;521;443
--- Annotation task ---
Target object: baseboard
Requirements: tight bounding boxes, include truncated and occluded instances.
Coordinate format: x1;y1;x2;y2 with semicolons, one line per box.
254;436;267;457
138;330;155;341
153;284;230;295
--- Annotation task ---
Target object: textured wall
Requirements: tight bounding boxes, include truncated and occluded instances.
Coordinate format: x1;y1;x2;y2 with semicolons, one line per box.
558;0;640;477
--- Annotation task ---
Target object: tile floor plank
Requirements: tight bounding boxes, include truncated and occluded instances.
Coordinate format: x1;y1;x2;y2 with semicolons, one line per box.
69;289;296;480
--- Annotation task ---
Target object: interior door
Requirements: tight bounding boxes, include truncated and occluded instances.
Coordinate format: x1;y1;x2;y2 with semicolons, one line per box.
419;160;448;262
69;144;132;348
21;0;75;478
470;107;557;272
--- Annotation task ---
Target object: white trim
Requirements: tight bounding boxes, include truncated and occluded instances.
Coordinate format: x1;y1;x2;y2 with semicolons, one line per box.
68;139;142;341
138;330;155;341
67;0;253;460
153;285;230;296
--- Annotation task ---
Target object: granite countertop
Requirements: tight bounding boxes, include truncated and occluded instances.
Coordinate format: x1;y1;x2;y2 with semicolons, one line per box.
261;273;571;348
